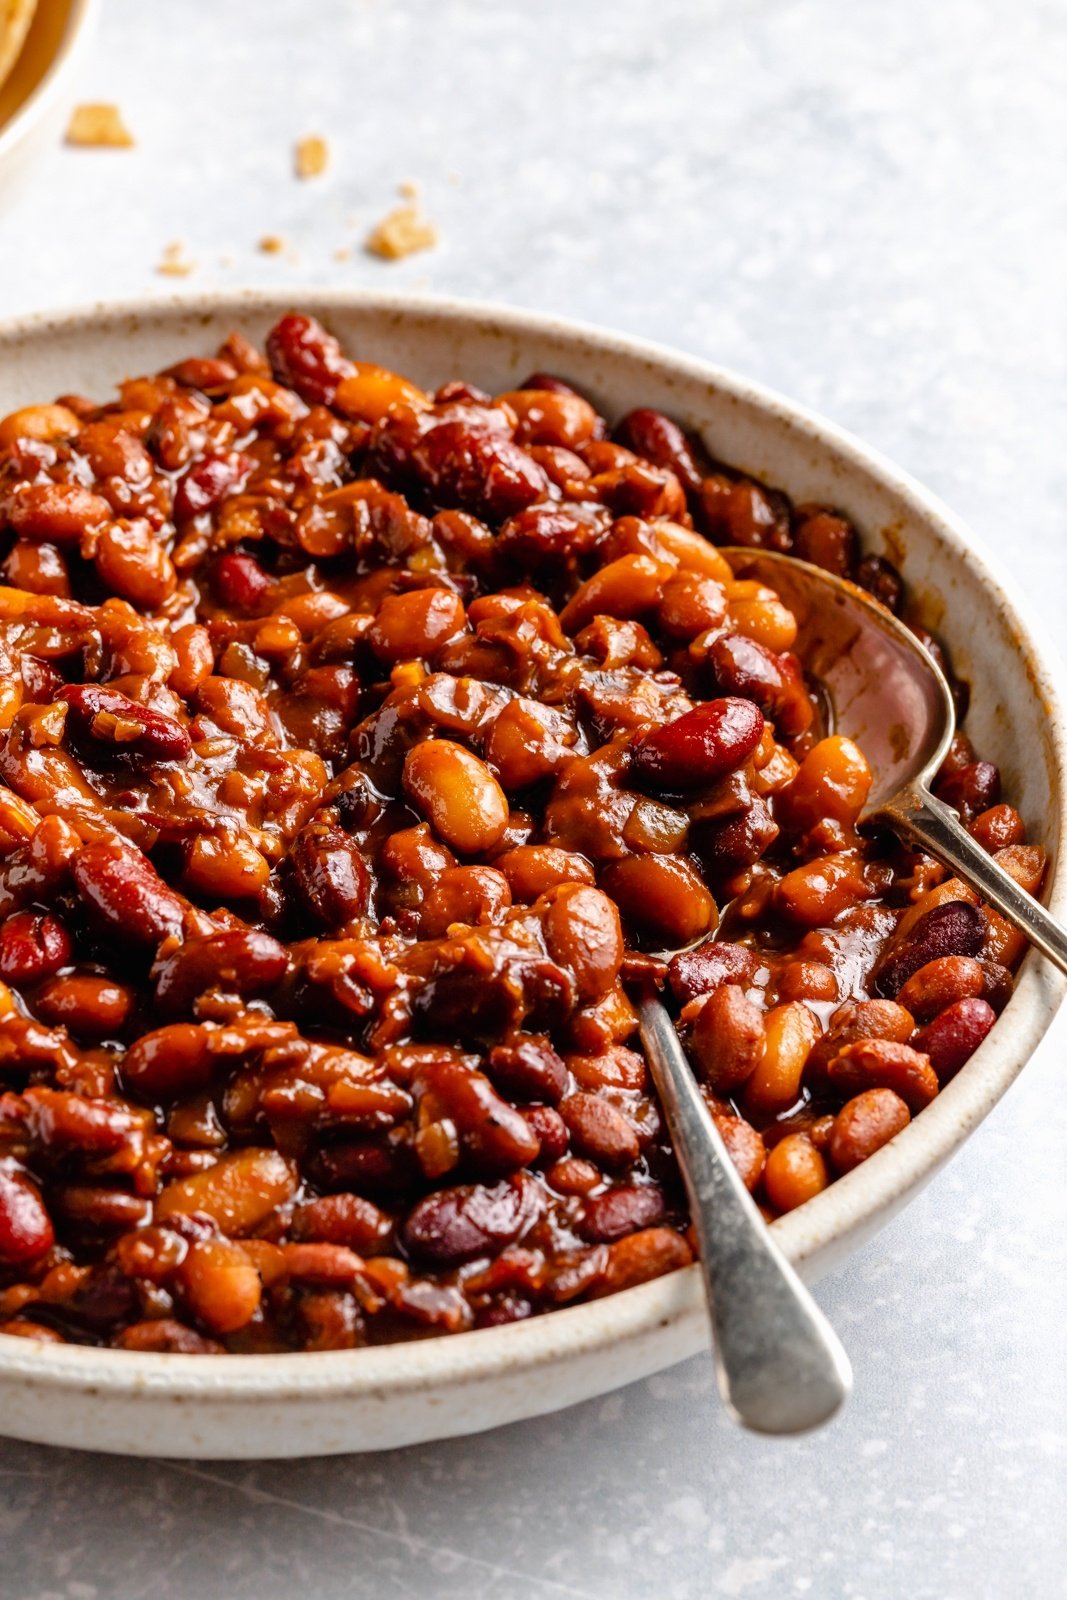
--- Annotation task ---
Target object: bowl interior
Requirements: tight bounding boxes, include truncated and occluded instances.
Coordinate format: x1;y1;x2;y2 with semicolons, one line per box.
0;292;1063;1444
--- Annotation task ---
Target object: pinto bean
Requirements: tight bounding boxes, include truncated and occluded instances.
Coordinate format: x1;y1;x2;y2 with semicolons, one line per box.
829;1089;911;1174
560;1091;640;1167
826;1038;939;1111
896;956;986;1021
589;1227;693;1296
689;985;765;1092
668;940;757;1004
542;883;623;1002
486;1035;568;1103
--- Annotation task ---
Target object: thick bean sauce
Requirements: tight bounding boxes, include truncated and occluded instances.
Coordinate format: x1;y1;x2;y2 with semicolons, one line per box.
0;317;1042;1351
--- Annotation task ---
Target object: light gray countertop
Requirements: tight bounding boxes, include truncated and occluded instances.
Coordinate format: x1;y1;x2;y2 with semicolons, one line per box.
2;1;1067;1595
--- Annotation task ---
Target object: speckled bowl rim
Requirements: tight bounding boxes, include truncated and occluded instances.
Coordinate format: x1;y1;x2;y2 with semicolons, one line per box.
0;288;1064;1408
0;0;98;167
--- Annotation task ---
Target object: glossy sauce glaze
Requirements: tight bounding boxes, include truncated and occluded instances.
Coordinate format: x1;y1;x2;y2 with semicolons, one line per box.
0;316;1044;1351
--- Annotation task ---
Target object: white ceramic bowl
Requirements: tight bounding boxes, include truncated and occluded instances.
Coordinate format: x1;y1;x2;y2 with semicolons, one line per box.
0;291;1063;1459
0;0;97;201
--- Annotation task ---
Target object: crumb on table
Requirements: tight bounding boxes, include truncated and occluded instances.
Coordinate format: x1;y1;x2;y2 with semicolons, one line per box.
156;241;195;278
365;204;438;261
65;103;135;148
295;135;329;178
258;235;286;255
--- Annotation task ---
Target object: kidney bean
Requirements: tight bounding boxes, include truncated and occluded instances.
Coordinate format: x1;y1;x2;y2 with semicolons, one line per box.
265;313;353;405
61;684;191;763
935;760;1000;819
174;452;251;522
403;738;510;855
0;1165;54;1263
409;419;549;524
669;939;757;1004
402;1172;541;1266
560;1091;640;1167
288;825;371;927
763;1132;829;1213
601;854;717;948
154;930;288;1015
590;1226;693;1296
875;900;987;998
827;1038;939;1111
0;910;72;986
706;633;813;737
829;1088;911;1174
157;1148;297;1234
522;1104;568;1162
73;841;186;946
914;998;997;1082
122;1023;212;1100
542;883;623;1003
5;480;111;543
213;551;275;612
612;408;705;493
579;1182;667;1242
629;697;764;793
854;554;904;612
896;955;986;1021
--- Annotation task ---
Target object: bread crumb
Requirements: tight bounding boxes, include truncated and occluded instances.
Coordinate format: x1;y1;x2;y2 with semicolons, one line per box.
333;246;352;262
295;135;328;179
365;205;438;261
65;103;135;148
397;179;419;199
156;241;194;278
258;235;286;255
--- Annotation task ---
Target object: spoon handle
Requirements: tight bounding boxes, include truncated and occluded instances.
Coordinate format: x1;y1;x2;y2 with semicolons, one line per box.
637;995;852;1435
880;784;1067;976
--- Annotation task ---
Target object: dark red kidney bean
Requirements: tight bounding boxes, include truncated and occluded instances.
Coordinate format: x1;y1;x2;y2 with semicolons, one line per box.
854;554;904;613
519;372;585;398
173;452;251;521
629;697;764;792
792;508;858;577
578;1183;666;1243
411;420;549;524
495;503;608;569
875;901;987;998
0;1165;54;1263
265;312;352;405
935;761;1001;820
402;1172;541;1266
213;551;275;611
698;476;792;551
61;684;192;762
153;929;288;1013
486;1035;568;1103
288;825;371;927
612;408;704;494
914;997;997;1082
522;1104;568;1162
121;1023;212;1100
668;939;758;1003
21;655;64;702
73;841;186;946
979;959;1014;1011
706;634;812;737
0;910;72;986
695;795;779;877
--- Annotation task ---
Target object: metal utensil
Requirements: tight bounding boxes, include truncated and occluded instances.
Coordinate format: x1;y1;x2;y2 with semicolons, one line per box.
636;542;1067;1435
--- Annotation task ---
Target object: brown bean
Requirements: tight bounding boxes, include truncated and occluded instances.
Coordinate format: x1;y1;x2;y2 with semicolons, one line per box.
896;956;986;1021
156;1148;297;1234
180;1237;262;1335
403;738;509;855
542;883;623;1002
690;985;765;1092
601;854;717;947
829;1089;911;1174
560;1091;640;1167
827;1038;939;1110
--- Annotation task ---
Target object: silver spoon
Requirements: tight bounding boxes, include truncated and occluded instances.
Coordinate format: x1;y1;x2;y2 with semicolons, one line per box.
637;544;1066;1436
